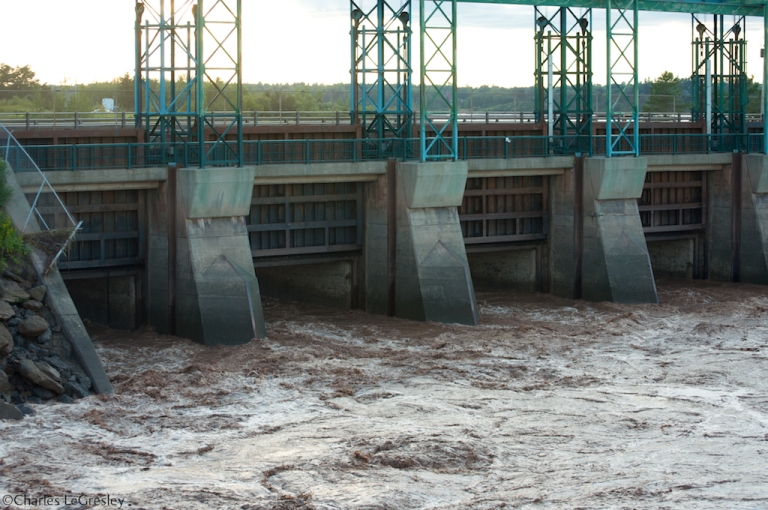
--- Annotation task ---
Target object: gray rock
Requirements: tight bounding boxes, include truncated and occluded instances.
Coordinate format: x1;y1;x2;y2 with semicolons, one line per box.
17;359;64;394
31;387;54;400
0;401;23;420
25;396;42;405
7;318;19;326
39;307;57;328
0;279;31;304
56;394;73;404
65;380;89;399
43;356;69;372
22;300;44;312
38;330;52;344
2;271;23;283
16;404;35;416
18;316;49;337
0;300;15;320
28;286;47;303
0;324;13;356
0;370;11;394
36;361;62;382
76;373;92;390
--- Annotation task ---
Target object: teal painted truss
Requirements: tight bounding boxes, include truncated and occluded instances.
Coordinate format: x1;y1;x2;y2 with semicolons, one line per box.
350;0;414;145
691;14;747;139
135;0;243;168
420;0;459;162
535;7;593;155
606;0;639;157
458;0;765;18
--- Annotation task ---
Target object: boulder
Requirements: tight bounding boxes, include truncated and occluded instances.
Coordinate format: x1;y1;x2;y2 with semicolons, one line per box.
17;359;64;394
22;300;44;312
65;380;89;399
0;324;13;355
39;307;57;328
18;316;49;337
0;279;31;304
2;271;23;283
16;404;35;416
28;286;47;303
38;330;52;344
36;362;62;382
31;387;54;400
0;301;14;320
0;401;23;421
56;394;73;404
0;370;11;394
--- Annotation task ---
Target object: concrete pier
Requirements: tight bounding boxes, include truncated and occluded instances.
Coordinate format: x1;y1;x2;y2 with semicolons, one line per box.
740;154;768;284
149;167;267;346
582;157;658;303
366;161;478;325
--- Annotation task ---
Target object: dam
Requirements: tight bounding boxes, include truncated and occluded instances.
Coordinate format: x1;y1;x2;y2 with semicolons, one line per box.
5;0;768;347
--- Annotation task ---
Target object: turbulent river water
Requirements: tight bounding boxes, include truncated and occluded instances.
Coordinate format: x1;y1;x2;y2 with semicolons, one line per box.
1;279;767;509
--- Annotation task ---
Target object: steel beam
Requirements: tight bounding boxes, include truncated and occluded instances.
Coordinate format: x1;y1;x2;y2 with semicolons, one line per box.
606;0;639;157
420;0;458;162
135;0;242;168
350;1;414;145
458;0;763;18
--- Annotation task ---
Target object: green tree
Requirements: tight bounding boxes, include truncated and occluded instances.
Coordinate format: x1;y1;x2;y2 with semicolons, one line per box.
0;64;45;110
0;64;41;91
745;75;762;114
642;71;689;113
65;91;96;112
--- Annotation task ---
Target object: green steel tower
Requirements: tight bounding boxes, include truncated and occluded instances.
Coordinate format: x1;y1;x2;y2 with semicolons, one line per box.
135;0;243;168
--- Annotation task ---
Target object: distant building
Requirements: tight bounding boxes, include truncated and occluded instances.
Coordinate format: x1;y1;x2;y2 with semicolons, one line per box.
101;98;116;112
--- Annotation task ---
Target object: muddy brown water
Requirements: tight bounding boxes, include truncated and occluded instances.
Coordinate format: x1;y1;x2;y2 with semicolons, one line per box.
1;279;767;509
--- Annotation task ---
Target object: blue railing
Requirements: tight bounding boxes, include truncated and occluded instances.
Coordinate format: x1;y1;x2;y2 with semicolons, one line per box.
7;133;764;172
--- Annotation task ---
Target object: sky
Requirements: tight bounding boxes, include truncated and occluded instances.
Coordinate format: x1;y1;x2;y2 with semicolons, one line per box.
1;0;766;87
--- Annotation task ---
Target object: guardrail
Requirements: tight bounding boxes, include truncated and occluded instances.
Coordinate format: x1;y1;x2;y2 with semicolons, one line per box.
1;111;764;130
5;133;762;172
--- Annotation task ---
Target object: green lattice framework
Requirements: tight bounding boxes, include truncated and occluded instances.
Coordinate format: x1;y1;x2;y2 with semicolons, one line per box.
691;14;748;136
350;1;414;142
605;0;639;157
534;7;593;155
135;0;242;168
420;0;458;161
459;0;763;17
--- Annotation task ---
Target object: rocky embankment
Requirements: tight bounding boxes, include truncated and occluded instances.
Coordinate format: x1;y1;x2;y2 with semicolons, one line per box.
0;272;92;421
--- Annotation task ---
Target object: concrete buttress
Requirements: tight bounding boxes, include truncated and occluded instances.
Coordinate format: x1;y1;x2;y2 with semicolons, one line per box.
582;157;659;303
393;161;478;325
151;167;267;345
740;155;768;283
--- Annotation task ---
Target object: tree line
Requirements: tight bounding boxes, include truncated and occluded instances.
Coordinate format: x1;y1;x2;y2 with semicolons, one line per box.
0;63;762;114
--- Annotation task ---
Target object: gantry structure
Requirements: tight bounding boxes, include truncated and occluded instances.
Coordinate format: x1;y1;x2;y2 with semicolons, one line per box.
135;0;242;168
134;0;768;167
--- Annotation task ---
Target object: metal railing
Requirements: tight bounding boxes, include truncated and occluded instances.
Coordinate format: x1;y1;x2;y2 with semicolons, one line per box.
1;110;764;130
5;133;763;173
